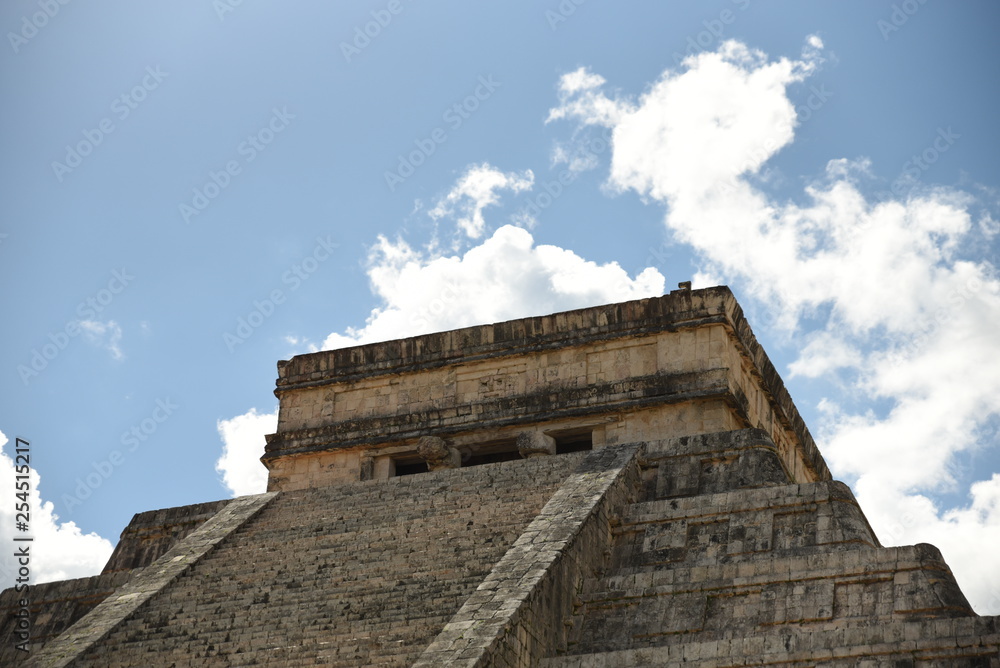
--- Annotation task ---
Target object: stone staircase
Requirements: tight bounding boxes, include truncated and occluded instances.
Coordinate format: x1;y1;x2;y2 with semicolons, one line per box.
47;453;582;667
541;431;999;666
18;430;1000;666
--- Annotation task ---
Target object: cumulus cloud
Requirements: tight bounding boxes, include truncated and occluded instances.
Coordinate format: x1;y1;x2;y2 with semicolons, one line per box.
549;36;1000;612
322;224;664;350
216;408;274;496
0;430;113;585
428;163;534;239
788;331;862;379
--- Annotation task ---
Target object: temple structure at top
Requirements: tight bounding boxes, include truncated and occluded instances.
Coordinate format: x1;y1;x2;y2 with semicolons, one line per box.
262;283;826;490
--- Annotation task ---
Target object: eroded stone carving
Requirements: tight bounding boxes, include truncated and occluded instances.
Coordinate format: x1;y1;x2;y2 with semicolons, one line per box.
517;431;557;458
417;435;461;470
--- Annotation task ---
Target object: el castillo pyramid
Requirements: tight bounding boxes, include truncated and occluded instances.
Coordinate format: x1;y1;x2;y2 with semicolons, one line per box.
3;284;998;666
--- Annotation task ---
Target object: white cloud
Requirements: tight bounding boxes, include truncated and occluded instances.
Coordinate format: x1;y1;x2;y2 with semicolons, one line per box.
78;319;124;360
428;163;534;239
0;430;113;585
548;36;1000;613
788;331;862;379
547;67;626;128
215;408;274;497
322;224;664;350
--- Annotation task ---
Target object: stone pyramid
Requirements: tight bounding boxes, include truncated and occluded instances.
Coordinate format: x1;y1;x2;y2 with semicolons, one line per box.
3;285;997;666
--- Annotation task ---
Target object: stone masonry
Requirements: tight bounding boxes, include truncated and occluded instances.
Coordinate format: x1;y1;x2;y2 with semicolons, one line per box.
1;285;997;665
263;285;827;491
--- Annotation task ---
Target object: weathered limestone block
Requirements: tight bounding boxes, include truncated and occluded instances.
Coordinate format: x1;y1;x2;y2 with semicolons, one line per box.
650;429;790;499
416;435;460;470
517;430;557;457
554;437;996;665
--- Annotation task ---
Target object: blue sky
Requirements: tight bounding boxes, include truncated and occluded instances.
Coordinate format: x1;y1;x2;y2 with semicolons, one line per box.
2;1;999;612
